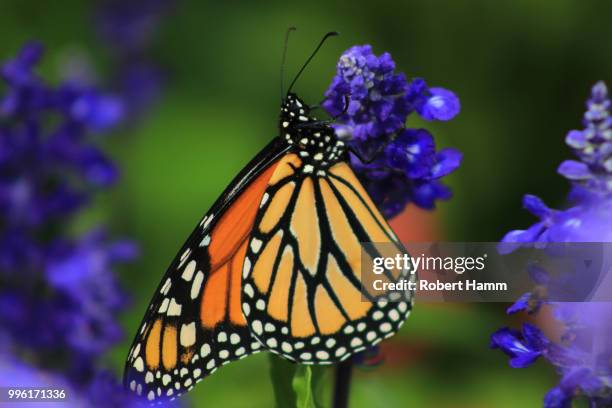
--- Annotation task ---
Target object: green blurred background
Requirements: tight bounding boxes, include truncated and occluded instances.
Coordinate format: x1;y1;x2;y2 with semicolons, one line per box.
3;0;610;406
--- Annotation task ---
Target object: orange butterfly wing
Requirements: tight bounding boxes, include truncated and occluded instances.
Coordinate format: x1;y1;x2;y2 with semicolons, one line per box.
241;158;413;363
124;140;287;402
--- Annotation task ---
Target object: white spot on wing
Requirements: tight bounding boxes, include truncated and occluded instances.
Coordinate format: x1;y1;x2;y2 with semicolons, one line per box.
250;238;262;253
180;248;191;262
243;258;252;278
380;322;392;333
350;338;363;348
158;298;169;314
180;322;196;347
162;374;171;386
281;342;293;353
160;278;172;295
191;271;204;299
167;298;182;316
252;320;263;335
199;235;211;247
132;343;141;359
133;357;144;372
202;215;214;230
182;260;196;281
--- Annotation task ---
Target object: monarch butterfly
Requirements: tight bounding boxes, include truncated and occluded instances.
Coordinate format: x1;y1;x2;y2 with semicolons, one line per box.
124;30;414;403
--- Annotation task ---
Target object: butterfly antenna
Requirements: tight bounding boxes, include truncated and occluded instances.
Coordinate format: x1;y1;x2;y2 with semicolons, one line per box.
286;31;339;95
280;27;297;101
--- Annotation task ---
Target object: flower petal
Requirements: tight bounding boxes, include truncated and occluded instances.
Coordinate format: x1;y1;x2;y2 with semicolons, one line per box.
431;148;462;179
557;160;591;180
417;87;460;121
506;293;531;315
522;194;551;218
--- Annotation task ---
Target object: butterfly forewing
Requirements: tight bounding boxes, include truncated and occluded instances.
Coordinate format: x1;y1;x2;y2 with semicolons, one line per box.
124;139;288;402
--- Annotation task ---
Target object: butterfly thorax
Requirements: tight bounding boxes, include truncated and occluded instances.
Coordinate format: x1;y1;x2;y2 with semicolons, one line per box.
280;93;346;172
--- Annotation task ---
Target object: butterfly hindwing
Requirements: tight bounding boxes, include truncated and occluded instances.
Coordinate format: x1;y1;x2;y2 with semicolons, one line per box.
124;139;288;402
241;155;414;364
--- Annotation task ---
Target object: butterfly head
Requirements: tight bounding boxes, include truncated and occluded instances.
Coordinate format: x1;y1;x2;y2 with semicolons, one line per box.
279;93;312;127
280;93;345;167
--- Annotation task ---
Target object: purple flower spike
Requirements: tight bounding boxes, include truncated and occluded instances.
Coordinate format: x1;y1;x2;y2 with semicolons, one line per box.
1;0;171;404
494;82;612;407
562;81;612;195
324;45;461;216
0;38;152;406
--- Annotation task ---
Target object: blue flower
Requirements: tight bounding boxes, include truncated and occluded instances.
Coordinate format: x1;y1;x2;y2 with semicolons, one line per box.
490;324;549;368
94;0;173;116
0;42;139;406
506;292;533;315
558;81;612;197
385;129;436;179
323;45;461;216
414;86;461;121
493;82;612;407
1;0;170;403
46;229;138;356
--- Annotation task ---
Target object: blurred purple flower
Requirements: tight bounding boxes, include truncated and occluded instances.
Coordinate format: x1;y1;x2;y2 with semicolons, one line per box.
94;0;174;116
501;82;612;248
0;44;124;233
323;45;461;217
493;82;612;407
0;43;138;406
